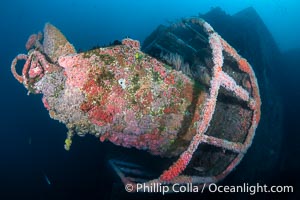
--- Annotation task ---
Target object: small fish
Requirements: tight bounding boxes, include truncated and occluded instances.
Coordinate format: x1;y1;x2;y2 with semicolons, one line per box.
44;174;51;185
193;167;206;172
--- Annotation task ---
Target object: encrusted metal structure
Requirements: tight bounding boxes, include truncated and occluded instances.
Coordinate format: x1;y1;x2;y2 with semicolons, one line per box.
11;18;260;191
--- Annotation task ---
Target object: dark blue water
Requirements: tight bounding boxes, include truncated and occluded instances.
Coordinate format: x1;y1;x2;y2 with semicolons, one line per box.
0;1;299;199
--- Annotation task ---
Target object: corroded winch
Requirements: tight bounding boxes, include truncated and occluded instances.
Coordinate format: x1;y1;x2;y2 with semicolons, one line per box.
11;18;260;191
